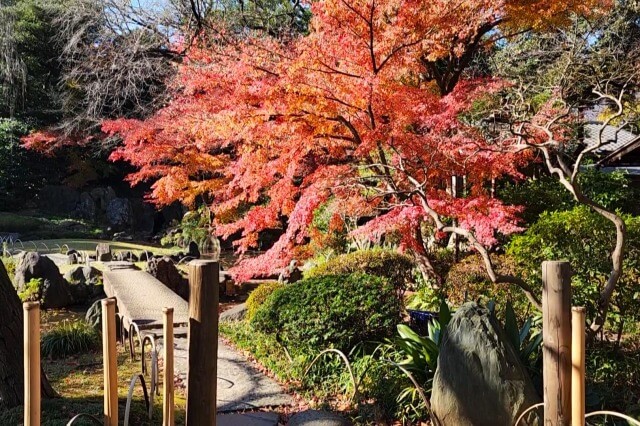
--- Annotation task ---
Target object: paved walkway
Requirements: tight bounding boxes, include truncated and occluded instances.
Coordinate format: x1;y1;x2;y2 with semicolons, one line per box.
102;264;293;412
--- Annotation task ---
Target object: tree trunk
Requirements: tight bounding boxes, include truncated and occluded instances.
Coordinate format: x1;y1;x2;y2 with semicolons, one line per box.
0;260;57;408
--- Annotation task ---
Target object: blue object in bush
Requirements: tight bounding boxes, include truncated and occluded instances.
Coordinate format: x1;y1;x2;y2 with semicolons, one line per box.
408;309;439;336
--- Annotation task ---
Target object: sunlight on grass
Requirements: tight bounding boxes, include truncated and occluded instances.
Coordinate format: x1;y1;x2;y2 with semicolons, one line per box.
0;343;186;425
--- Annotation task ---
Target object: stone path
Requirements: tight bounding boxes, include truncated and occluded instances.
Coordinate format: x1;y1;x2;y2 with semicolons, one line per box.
102;264;293;413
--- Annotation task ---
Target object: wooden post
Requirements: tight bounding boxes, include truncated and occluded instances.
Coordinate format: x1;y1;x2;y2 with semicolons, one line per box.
571;307;586;426
542;261;572;426
186;260;219;426
102;298;118;426
163;307;175;426
23;302;40;426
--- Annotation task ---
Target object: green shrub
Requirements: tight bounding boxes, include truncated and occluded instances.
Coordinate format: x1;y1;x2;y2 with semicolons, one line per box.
160;205;211;248
18;278;43;302
498;170;638;224
507;206;640;334
1;257;16;281
41;320;100;359
245;281;285;321
304;248;414;295
252;273;401;355
586;342;640;414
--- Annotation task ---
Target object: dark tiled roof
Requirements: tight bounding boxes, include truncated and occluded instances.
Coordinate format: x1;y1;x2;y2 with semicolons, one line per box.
584;122;640;155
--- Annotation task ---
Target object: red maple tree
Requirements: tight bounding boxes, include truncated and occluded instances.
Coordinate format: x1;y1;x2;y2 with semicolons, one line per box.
31;0;609;305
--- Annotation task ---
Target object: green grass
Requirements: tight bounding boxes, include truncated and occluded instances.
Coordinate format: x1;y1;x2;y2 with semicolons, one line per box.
21;239;179;255
0;212;44;233
0;212;103;240
0;344;186;425
42;320;101;359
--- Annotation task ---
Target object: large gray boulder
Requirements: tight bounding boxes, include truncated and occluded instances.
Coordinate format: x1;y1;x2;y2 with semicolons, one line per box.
90;186;116;212
146;256;189;300
431;303;541;426
13;252;73;308
96;243;112;262
64;266;101;286
76;191;97;220
220;303;247;322
85;299;119;334
106;198;134;229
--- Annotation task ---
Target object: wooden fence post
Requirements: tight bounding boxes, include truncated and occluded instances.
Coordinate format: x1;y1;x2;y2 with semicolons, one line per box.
102;298;118;426
23;301;40;426
163;307;175;426
571;307;586;426
542;261;572;426
186;260;219;426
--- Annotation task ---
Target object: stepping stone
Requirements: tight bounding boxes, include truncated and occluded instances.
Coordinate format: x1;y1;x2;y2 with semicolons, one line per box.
220;303;247;322
217;412;280;426
288;410;352;426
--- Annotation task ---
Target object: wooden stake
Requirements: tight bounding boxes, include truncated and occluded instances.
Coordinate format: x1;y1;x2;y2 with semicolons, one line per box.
571;307;586;426
186;260;219;426
102;298;118;426
163;307;175;426
542;261;572;426
23;302;40;426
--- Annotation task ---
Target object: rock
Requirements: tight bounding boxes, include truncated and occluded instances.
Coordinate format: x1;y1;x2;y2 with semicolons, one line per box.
187;241;201;259
146;256;188;300
106;198;134;230
64;266;103;304
217;412;280;426
90;186;116;212
68;282;105;305
64;266;101;286
288;410;352;426
278;260;302;284
139;251;153;261
431;303;541;426
37;185;79;215
85;299;103;330
96;243;112;262
114;251;138;262
220;303;247;322
85;299;118;332
76;191;97;220
112;231;133;241
68;253;79;265
13;252;73;309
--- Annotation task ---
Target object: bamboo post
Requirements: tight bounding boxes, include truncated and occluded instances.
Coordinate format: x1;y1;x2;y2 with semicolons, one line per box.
186;260;219;426
102;298;118;426
571;307;586;426
163;307;175;426
542;261;572;426
23;301;41;426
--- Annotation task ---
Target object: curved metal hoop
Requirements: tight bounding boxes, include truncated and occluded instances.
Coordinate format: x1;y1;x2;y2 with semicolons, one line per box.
128;322;143;361
66;413;102;425
584;411;640;426
124;374;152;425
514;403;544;426
141;334;160;397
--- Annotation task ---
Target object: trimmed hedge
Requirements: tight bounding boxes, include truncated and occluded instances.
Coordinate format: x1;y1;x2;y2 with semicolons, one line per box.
245;281;285;321
251;273;401;354
304;249;414;295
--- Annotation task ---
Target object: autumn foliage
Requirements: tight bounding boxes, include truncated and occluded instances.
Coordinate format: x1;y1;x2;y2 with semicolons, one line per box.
69;0;611;279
